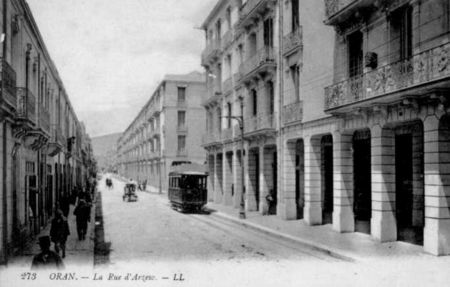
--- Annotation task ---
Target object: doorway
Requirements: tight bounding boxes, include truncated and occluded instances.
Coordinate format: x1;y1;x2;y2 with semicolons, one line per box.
295;140;304;219
395;134;423;245
353;133;371;234
322;135;333;224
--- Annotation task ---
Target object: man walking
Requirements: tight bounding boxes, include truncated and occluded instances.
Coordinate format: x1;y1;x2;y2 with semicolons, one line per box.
50;209;70;258
73;199;90;240
31;236;64;270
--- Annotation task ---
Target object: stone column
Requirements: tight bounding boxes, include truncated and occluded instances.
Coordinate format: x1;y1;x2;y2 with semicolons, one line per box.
424;115;450;255
232;148;242;208
259;145;269;214
371;125;397;242
332;130;354;233
214;153;223;203
223;152;233;205
245;148;258;211
207;154;215;202
304;136;323;225
279;140;297;220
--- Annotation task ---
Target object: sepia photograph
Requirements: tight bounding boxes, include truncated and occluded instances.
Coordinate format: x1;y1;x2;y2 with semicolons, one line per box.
1;0;450;286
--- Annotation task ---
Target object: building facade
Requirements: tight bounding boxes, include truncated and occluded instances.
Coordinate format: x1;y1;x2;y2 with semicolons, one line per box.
202;0;450;256
0;0;95;264
116;72;207;192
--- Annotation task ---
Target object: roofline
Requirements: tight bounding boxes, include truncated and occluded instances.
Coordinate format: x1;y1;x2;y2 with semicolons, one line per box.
201;0;228;30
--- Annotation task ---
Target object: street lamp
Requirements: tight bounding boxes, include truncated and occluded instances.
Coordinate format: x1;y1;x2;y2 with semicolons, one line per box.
223;101;245;219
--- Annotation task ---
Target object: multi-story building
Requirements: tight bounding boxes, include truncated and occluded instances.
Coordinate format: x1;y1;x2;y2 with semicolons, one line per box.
116;71;207;192
0;0;95;264
202;0;450;256
202;0;281;213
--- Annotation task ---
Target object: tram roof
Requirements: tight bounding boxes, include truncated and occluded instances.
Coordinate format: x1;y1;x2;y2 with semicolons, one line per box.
169;163;208;176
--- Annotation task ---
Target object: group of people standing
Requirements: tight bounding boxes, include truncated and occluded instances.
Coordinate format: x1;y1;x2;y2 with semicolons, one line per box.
31;185;95;270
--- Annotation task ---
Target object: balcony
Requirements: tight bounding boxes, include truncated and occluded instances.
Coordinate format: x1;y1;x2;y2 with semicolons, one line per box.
244;114;276;135
177;149;188;157
201;40;221;67
325;41;450;112
223;77;232;94
239;47;276;83
47;124;64;157
221;127;233;141
283;101;303;125
238;0;275;29
0;59;17;112
324;0;378;25
283;27;303;56
221;30;233;50
202;131;221;146
177;125;188;133
39;105;50;134
16;88;36;125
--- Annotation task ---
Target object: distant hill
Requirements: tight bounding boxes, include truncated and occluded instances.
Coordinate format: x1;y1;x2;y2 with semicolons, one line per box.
91;132;122;171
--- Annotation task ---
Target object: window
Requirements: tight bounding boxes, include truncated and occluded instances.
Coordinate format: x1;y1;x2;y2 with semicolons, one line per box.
217;108;222;132
290;64;300;101
177;87;186;104
268;81;274;115
216;19;222;42
264;18;274;47
252;89;257;116
291;0;299;32
177;135;186;152
177;111;186;129
348;31;363;77
392;6;413;61
226;7;232;30
227;102;232;128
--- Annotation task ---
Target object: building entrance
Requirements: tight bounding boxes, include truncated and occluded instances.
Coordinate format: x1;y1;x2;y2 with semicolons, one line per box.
322;135;333;224
395;134;423;245
353;134;371;234
295;140;304;219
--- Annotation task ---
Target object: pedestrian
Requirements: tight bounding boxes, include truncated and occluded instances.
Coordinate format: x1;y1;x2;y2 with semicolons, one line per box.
59;195;70;218
50;209;70;258
31;236;64;270
73;199;90;240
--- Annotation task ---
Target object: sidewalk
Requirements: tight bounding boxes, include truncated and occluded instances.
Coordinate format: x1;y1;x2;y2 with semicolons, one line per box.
206;202;444;263
7;203;95;269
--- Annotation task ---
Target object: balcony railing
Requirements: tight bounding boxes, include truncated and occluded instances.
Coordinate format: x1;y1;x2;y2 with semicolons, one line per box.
39;105;50;134
283;101;303;125
177;125;188;133
177;149;188;157
16;88;36;124
244;114;275;134
221;30;233;50
201;40;221;66
1;59;17;109
283;27;303;55
238;0;270;28
325;42;450;110
325;0;357;19
202;131;221;145
221;127;233;141
240;46;276;78
223;77;232;94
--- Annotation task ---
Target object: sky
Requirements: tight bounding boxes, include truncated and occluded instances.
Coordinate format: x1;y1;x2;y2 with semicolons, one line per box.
27;0;216;138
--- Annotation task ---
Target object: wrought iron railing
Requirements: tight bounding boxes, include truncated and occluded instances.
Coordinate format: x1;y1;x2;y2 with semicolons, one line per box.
244;114;275;133
239;0;264;24
16;87;36;124
201;40;221;65
283;101;303;124
1;59;17;109
221;128;233;141
240;46;275;77
283;27;303;55
223;77;232;94
325;41;450;110
202;131;221;145
324;0;357;18
39;105;50;133
221;30;233;50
